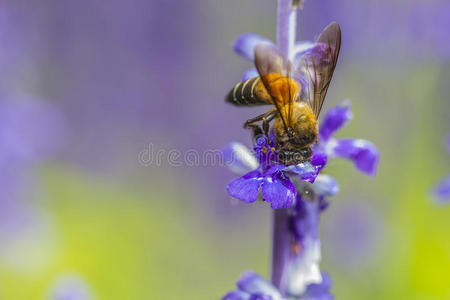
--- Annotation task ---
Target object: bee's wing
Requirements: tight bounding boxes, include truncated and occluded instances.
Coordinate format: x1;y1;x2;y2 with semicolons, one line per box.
293;22;341;118
254;44;296;131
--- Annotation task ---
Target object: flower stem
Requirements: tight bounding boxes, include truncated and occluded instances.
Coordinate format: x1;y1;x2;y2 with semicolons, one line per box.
271;208;291;294
276;0;298;58
272;0;298;294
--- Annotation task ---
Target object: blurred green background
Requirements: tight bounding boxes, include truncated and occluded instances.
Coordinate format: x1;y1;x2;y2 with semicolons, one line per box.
0;0;449;299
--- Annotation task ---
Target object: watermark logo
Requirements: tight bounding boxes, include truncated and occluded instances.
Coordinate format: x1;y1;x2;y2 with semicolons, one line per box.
138;143;231;167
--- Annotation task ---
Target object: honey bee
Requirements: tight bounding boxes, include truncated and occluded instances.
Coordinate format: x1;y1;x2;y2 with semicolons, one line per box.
226;22;341;165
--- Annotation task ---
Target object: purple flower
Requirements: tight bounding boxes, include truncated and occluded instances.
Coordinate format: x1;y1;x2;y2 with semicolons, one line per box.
222;271;333;300
223;101;379;209
223;135;319;209
432;134;450;203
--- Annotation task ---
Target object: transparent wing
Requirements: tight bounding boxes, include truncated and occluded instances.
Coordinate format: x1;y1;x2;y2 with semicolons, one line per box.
254;44;297;131
293;22;341;118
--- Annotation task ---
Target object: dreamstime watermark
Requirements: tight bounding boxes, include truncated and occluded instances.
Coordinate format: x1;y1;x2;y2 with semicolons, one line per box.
138;143;234;167
138;143;301;168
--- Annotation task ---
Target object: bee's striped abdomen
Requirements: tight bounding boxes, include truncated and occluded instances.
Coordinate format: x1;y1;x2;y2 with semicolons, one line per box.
226;77;271;106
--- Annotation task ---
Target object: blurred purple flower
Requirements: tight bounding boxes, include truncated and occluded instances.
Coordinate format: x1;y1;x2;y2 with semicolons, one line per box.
222;271;333;300
0;97;66;253
234;33;273;61
0;98;66;167
49;275;92;300
323;200;384;272
301;0;450;60
432;134;450;203
433;176;450;203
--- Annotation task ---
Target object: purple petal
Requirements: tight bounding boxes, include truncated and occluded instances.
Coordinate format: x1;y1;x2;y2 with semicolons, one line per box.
327;138;379;176
284;237;322;296
318;197;330;212
433;175;450;203
226;170;262;204
293;43;332;66
233;33;273;60
302;272;334;300
311;175;339;197
311;148;328;170
262;164;287;177
293;42;315;57
221;142;259;175
242;68;259;81
319;100;353;142
285;162;319;183
237;271;281;298
223;291;250;300
261;174;297;209
249;294;273;300
293;196;320;241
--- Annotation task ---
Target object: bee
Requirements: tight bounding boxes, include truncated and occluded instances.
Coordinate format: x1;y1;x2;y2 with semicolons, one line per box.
226;22;341;165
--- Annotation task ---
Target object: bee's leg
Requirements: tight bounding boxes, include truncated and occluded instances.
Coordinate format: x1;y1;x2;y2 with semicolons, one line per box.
262;112;276;137
248;124;264;141
244;108;277;139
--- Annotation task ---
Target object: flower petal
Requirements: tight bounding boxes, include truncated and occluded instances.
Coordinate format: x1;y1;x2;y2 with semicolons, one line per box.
242;68;259;81
293;42;332;66
302;272;334;300
293;41;315;58
293;196;320;241
432;175;450;204
326;138;379;176
233;33;273;60
287;198;324;296
249;294;274;300
311;175;339;197
285;162;319;183
311;148;328;170
285;237;322;296
226;170;262;204
222;142;259;174
237;271;281;299
261;174;297;209
223;291;251;300
319;100;353;142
